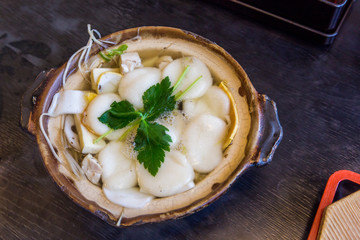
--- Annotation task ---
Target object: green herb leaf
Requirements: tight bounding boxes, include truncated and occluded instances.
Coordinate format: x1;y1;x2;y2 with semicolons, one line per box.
98;100;140;130
142;76;176;121
134;121;172;176
99;52;111;62
96;70;195;176
99;44;128;62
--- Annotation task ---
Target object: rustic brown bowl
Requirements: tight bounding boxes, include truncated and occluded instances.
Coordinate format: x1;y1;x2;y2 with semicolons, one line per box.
21;26;282;226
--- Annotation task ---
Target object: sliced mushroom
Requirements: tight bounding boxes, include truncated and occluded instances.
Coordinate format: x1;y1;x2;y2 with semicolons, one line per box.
156;56;173;70
63;115;81;151
81;154;102;185
120;52;142;73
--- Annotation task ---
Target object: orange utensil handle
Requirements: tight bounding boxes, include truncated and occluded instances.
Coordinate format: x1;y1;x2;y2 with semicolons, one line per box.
308;170;360;240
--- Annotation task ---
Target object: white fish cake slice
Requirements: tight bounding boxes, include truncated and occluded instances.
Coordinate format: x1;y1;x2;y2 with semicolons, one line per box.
118;67;161;109
183;114;227;173
83;93;128;140
162;56;213;99
183;85;230;121
155;111;186;148
98;141;137;190
48;90;96;117
137;150;195;197
103;187;153;209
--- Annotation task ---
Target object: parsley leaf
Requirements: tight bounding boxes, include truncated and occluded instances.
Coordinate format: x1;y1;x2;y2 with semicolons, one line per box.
142;76;176;121
135;121;172;176
98;100;140;130
95;66;200;176
96;77;176;176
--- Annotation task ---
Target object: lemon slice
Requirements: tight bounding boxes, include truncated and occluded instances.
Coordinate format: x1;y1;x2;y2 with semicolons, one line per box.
84;92;97;103
219;82;239;149
90;68;120;90
81;92;98;135
74;114;106;154
95;71;122;94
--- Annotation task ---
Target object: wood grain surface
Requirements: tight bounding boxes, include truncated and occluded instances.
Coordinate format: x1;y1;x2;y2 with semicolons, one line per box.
1;0;360;239
319;190;360;239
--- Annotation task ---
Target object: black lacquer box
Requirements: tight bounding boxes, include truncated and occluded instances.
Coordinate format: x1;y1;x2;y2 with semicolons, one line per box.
208;0;356;44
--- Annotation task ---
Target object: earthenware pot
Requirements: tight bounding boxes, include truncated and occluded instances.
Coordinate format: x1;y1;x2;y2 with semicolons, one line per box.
21;26;282;226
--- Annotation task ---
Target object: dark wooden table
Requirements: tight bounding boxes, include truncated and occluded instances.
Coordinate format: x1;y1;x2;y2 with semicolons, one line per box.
1;1;359;239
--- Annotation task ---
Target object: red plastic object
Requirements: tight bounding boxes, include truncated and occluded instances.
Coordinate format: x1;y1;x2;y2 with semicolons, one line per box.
308;170;360;240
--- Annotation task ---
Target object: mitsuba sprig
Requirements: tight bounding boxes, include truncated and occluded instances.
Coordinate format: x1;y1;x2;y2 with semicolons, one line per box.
99;44;128;62
96;77;175;176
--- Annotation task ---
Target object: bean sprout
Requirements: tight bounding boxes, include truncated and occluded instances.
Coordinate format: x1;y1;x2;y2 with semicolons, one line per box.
40;25;116;178
62;24;116;88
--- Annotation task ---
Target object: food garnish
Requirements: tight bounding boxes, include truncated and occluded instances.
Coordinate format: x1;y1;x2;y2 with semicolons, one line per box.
96;69;203;176
96;77;174;176
99;44;128;62
219;82;239;149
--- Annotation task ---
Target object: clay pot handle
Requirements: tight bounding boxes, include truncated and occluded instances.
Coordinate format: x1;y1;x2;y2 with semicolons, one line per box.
253;94;283;166
20;69;57;135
